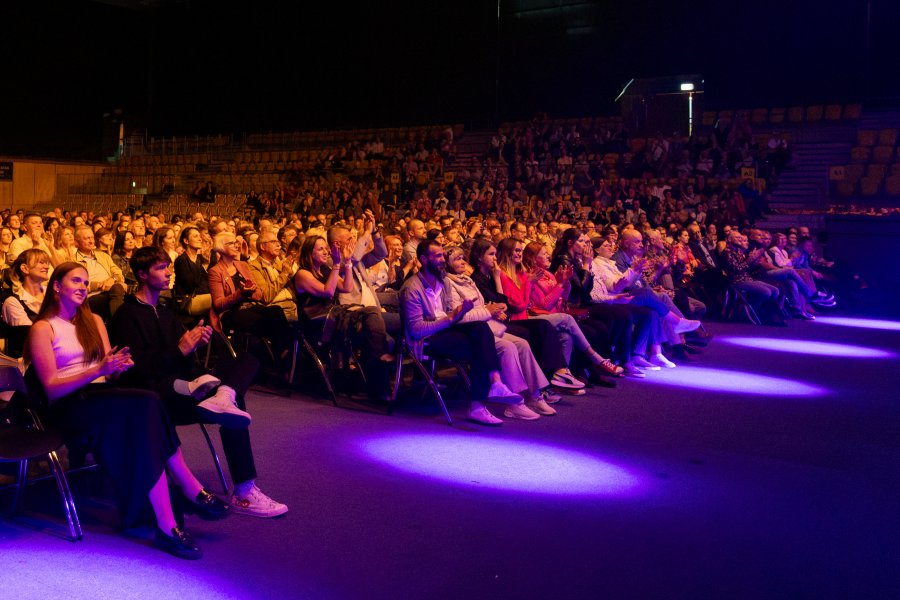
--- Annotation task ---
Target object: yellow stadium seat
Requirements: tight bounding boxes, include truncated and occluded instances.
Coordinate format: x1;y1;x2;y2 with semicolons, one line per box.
788;107;804;123
885;175;900;195
859;177;880;195
750;108;768;125
824;105;843;120
857;130;877;147
866;163;887;180
769;108;785;124
850;146;871;163
877;129;897;147
872;146;894;164
844;164;864;183
843;104;862;120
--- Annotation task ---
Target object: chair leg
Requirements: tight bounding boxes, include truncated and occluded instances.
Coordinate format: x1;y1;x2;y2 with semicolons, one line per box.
302;337;338;406
288;339;299;385
409;355;453;425
198;423;229;495
10;459;27;516
389;352;404;409
46;450;83;541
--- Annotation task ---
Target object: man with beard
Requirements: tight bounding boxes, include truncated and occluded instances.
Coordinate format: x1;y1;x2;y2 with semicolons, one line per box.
400;239;534;425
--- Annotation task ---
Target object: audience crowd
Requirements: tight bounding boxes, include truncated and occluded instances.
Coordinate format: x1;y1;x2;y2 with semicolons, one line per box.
1;116;843;562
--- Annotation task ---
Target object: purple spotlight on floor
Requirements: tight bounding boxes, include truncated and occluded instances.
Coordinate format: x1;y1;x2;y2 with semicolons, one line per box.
359;434;641;496
719;336;895;358
640;366;827;397
814;316;900;332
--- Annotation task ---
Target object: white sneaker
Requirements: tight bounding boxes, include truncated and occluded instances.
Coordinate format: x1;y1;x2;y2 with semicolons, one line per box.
527;399;557;416
632;355;661;371
674;319;702;335
174;374;222;399
650;353;677;368
622;363;646;378
467;406;503;426
503;403;541;420
230;485;288;518
196;387;252;428
487;382;524;404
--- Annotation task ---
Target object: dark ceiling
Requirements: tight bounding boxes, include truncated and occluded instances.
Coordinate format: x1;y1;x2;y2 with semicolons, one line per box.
2;0;898;159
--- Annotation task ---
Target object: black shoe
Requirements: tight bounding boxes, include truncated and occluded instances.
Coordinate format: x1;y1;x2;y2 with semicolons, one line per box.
682;343;704;354
184;488;230;521
588;366;617;388
153;526;202;560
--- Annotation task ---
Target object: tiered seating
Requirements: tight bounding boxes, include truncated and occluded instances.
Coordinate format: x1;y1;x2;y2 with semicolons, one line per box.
701;103;861;128
835;127;900;198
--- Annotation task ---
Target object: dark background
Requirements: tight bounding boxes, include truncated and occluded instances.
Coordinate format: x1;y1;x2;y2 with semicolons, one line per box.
2;0;898;159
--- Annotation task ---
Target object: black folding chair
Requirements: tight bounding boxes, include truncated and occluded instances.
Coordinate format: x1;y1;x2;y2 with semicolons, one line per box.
0;366;82;541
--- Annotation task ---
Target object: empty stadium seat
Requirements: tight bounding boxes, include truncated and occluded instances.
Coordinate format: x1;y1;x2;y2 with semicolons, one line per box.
877;128;897;147
788;107;804;123
850;147;871;163
824;105;843;120
843;104;862;120
872;146;894;164
857;130;877;147
769;107;786;124
806;105;824;122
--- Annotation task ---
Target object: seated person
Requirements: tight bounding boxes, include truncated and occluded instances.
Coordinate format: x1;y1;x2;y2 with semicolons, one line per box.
328;213;399;338
497;238;623;382
468;237;585;391
112;247;287;518
444;245;558;418
27;262;229;559
293;235;393;402
791;236;836;307
174;226;213;317
73;224;126;319
208;231;293;365
746;229;814;319
400;239;529;426
609;228;702;363
7;213;59;266
2;248;50;356
721;231;782;323
248;229;298;322
3;248;49;326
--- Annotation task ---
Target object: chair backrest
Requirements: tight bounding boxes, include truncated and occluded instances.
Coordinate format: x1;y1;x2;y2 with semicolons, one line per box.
0;365;27;395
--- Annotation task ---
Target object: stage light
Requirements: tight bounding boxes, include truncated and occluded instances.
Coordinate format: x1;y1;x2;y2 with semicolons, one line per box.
639;366;827;397
359;433;641;496
719;336;895;358
814;317;900;332
680;83;694;91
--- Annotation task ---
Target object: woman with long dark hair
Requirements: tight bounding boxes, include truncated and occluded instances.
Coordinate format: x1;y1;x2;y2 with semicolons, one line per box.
468;237;585;391
497;237;622;384
26;262;229;559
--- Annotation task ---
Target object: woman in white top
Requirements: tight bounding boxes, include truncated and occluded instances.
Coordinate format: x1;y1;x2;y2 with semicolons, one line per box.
2;248;50;326
27;261;229;559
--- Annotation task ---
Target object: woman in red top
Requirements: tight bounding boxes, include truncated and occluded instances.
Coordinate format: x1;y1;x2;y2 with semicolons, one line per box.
496;238;622;382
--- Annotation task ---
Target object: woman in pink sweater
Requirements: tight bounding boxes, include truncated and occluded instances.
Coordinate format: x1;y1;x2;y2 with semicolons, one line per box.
496;238;622;383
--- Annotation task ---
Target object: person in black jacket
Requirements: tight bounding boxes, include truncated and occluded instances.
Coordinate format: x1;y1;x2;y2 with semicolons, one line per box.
111;247;287;518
